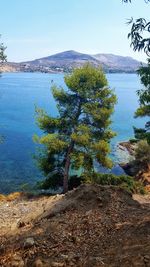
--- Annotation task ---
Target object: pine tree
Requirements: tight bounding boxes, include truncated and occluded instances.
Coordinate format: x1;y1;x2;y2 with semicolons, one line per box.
134;59;150;144
134;140;150;172
0;35;7;63
34;64;117;193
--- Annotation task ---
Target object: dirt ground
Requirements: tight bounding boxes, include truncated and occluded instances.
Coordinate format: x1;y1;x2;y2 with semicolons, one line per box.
0;184;150;267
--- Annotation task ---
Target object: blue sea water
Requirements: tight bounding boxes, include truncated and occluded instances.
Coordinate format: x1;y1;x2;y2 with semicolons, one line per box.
0;72;147;193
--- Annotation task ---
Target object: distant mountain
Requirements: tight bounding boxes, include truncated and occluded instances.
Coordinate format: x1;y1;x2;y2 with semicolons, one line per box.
35;50;95;62
0;50;145;73
93;53;142;72
23;50;102;71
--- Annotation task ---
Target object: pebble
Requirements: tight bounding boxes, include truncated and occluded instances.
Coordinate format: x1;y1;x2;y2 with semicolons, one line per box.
11;255;24;267
23;237;35;248
51;262;64;267
85;210;93;216
17;220;26;228
144;255;150;263
34;259;43;267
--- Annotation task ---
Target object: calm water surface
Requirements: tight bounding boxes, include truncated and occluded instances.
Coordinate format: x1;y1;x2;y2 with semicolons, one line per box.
0;72;147;193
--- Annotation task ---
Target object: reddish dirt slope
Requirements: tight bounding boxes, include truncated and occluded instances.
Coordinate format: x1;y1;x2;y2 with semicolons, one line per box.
0;184;150;267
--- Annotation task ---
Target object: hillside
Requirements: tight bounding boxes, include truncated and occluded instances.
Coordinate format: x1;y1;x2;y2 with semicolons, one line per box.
94;53;142;72
21;50;103;72
0;50;145;73
0;184;150;266
30;50;96;64
22;50;143;73
0;63;20;73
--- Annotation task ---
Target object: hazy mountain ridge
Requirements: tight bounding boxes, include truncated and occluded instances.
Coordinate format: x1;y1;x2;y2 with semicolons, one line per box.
0;50;144;73
93;53;142;71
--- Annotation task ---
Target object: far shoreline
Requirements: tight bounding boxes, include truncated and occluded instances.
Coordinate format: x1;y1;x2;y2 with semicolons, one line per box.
1;70;137;75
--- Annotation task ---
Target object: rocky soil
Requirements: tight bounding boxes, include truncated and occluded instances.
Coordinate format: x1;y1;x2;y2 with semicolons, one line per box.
0;184;150;267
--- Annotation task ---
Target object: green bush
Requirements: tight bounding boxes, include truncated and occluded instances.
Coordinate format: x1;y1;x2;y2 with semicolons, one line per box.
92;173;134;191
68;175;86;190
134;140;150;171
37;173;85;191
129;138;138;144
133;181;145;195
37;172;63;190
82;172;145;194
38;171;145;194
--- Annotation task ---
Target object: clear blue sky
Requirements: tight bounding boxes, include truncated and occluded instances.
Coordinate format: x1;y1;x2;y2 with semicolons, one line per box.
0;0;149;62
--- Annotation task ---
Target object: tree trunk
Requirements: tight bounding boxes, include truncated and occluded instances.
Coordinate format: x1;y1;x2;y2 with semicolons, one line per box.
63;140;74;193
63;98;82;193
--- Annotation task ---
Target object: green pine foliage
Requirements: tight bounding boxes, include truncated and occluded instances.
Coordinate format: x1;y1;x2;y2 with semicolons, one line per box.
34;64;117;192
134;140;150;172
38;172;145;194
134;59;150;144
89;173;145;194
0;36;7;63
0;36;6;144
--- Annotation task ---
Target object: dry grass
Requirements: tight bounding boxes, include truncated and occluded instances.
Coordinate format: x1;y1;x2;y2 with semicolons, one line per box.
0;192;23;202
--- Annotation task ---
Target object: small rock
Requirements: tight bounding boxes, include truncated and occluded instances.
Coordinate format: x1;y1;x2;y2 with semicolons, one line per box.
51;262;64;267
23;237;35;248
88;256;104;266
144;255;150;263
85;210;93;216
97;196;102;202
82;218;88;224
68;262;75;266
60;254;69;260
11;255;24;267
0;244;5;254
17;220;26;228
74;254;81;261
34;259;43;267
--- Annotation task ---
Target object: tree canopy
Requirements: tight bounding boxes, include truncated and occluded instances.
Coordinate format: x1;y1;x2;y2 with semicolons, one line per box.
122;0;150;56
0;36;7;63
134;139;150;172
35;64;117;192
122;0;150;145
134;59;150;143
123;0;150;3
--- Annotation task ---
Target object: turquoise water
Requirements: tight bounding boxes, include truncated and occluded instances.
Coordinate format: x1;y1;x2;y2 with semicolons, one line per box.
0;72;147;193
